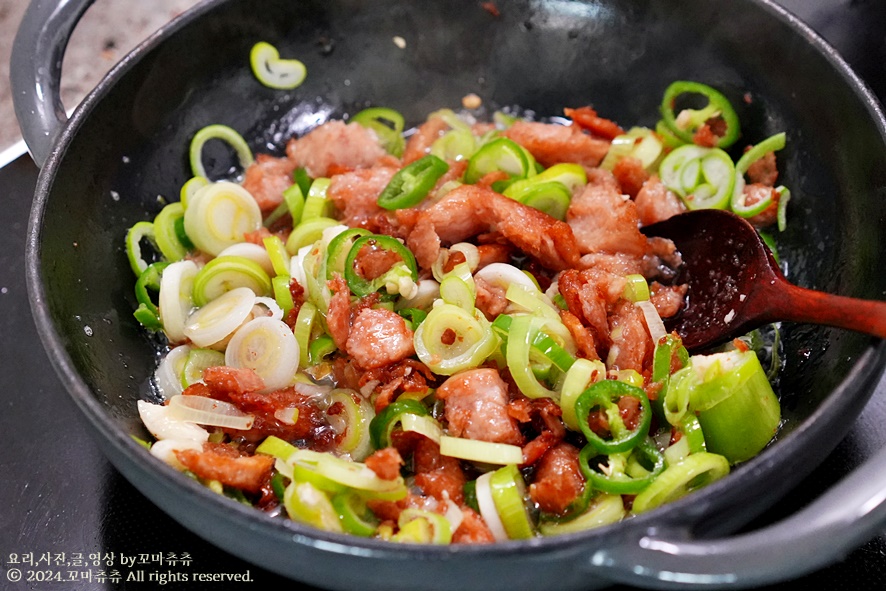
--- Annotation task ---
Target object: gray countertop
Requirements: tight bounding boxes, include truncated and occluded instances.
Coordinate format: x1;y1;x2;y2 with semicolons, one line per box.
0;0;202;151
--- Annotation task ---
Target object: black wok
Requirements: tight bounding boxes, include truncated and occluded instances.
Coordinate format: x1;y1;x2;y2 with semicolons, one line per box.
12;0;886;589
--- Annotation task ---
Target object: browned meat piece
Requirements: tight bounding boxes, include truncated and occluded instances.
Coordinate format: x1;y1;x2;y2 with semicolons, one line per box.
436;368;523;445
175;443;274;494
528;442;586;515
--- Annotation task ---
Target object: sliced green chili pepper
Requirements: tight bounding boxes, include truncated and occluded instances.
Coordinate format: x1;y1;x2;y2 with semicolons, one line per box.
133;261;170;330
350;107;406;157
309;334;337;365
126;221;157;277
574;379;652;455
369;398;430;449
153;202;191;262
343;234;418;298
491;314;575;373
377;155;449;211
397;307;428;330
578;438;665;495
659;81;740;149
293;167;313;198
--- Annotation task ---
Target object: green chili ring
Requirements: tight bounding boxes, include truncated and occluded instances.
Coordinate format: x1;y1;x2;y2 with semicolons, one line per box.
350;107;406;157
574;379;652;455
578;439;665;495
343;234;418;298
325;227;371;281
368;398;430;450
660;81;740;149
377;155;450;210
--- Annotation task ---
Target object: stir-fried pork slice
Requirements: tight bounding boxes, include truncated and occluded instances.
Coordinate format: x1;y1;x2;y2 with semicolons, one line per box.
612;156;650;199
407;184;580;271
436;368;523;446
346;307;416;370
567;169;649;258
412;437;467;503
608;299;653;372
402;116;450;164
328;166;398;228
286;120;393;178
242;154;295;213
365;447;404;480
634;175;687;226
503;120;610;171
746;150;778;186
451;507;496;544
528;442;586;515
175;442;274;494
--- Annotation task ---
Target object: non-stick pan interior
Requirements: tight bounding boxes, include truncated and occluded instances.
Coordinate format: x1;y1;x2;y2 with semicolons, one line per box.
30;0;886;587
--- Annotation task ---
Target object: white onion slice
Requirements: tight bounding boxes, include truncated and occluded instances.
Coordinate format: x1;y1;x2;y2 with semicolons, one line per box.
293;380;333;399
167;394;255;430
154;344;193;398
218;242;275;276
184;286;256;348
137;400;209;443
158;260;198;344
253;296;284;321
225;316;299;391
394;278;440;311
443;498;465;534
635;300;668;343
150;438;203;469
289;245;312;298
475;472;509;542
475;262;538;293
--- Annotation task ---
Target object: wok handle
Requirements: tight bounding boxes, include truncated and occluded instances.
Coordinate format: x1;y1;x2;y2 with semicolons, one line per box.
10;0;97;168
591;443;886;588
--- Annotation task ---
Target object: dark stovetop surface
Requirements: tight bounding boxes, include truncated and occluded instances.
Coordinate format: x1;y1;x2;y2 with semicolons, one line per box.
2;1;886;589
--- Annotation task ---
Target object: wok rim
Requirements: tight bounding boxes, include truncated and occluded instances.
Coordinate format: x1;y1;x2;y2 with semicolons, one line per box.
22;0;886;572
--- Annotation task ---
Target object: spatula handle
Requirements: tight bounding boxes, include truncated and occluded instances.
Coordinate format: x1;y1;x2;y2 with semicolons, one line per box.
768;282;886;339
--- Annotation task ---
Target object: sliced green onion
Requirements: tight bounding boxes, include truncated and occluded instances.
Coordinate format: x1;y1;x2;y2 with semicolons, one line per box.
183;181;262;256
631;452;730;514
430;128;478;161
180;176;210;207
504;315;560;400
413;303;498;375
158;259;199;343
438;436;524;465
539;493;625;536
600;127;663;171
394;508;452;545
284;480;343;532
262;235;290;277
439;275;476;311
154;202;191;261
181;348;226;387
272;275;295;316
301;178;333;221
622;274;650;302
183;286;256;348
309;334;337;365
192;255;273;306
776;186;790;232
350;107;406;157
659;144;735;210
332;490;378;537
126;221;157;277
293;301;318;369
659;81;740;149
225;316;300;391
249;41;307;90
464;137;536;184
377;155;449;210
488;464;535;540
685;349;781;463
285;216;340;254
328;389;375;461
559;358;606;431
288;449;407;499
189;125;254;181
